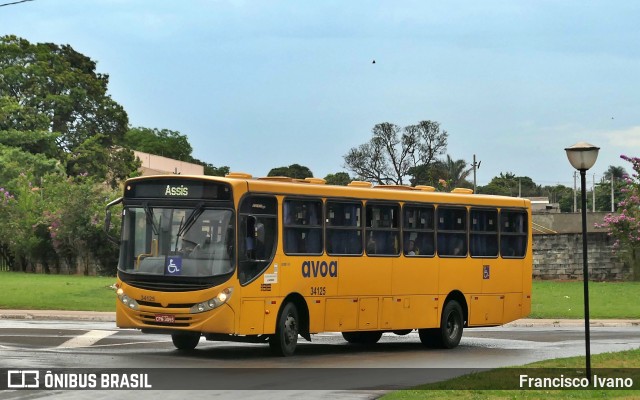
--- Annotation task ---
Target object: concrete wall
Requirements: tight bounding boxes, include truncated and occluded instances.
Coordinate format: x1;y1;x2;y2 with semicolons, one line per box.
133;150;204;176
533;212;610;234
533;232;630;281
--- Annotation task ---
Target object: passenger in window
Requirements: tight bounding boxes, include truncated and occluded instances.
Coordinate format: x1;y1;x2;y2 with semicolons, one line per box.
366;234;377;254
405;239;417;256
452;237;465;256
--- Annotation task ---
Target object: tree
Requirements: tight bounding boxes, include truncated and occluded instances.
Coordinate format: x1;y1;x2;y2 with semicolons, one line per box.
480;173;541;197
190;158;230;176
125;127;229;176
0;35;128;152
324;172;352;186
43;174;121;275
124;127;193;161
594;165;628;212
0;129;60;159
66;134;140;188
431;155;472;189
596;155;640;280
344;120;447;185
0;35;137;182
541;184;574;212
268;164;313;179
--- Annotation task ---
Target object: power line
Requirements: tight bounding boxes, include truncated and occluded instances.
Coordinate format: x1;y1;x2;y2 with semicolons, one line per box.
0;0;34;8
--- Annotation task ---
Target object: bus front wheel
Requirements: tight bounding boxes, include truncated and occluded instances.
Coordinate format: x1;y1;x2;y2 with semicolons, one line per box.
419;300;463;349
171;332;200;350
269;302;299;356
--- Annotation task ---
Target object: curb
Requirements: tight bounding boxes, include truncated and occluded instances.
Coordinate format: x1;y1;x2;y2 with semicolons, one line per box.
505;319;640;328
0;310;115;322
1;311;639;327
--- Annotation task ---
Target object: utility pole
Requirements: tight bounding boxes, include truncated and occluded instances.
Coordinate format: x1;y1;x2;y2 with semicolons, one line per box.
472;154;481;193
611;173;615;212
592;174;596;212
573;171;578;212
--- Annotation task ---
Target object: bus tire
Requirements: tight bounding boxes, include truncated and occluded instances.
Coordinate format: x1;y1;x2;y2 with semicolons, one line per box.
342;331;382;345
171;332;200;350
436;300;464;349
269;302;299;357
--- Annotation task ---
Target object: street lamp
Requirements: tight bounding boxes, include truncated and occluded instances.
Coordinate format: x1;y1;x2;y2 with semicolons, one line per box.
565;141;599;384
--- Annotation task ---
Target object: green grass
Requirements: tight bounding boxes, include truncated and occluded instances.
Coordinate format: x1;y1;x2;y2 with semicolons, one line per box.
0;272;116;311
382;348;640;399
530;281;640;319
0;272;639;318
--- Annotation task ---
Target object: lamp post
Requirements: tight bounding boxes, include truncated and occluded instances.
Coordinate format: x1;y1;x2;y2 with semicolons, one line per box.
565;141;599;384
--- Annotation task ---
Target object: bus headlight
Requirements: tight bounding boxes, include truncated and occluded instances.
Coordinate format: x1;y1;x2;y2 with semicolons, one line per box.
190;287;233;314
117;290;139;310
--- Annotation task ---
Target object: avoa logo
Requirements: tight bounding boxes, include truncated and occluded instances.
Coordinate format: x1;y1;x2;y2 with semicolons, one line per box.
302;260;338;278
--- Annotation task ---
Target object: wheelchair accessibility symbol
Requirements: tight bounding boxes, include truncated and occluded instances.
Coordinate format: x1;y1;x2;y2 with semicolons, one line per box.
483;265;490;280
165;256;182;275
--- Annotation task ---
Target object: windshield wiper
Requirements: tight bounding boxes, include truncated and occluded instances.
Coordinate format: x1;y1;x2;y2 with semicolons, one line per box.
176;202;205;242
143;202;159;235
173;215;185;252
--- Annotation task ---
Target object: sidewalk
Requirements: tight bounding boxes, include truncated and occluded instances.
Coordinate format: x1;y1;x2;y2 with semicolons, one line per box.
1;309;639;327
0;309;115;322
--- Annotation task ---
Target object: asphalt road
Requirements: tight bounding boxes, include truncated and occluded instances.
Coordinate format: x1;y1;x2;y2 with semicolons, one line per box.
1;318;640;399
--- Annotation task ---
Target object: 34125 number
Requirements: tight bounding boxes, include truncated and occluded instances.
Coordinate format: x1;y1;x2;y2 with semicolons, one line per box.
310;286;326;296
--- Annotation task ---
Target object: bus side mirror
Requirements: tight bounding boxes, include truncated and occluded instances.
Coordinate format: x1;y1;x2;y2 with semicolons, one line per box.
105;197;123;245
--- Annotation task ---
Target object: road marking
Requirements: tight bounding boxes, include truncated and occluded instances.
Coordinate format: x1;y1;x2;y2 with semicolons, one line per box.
57;330;118;349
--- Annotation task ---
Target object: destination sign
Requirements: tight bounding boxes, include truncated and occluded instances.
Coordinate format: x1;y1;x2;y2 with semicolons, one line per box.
124;179;232;201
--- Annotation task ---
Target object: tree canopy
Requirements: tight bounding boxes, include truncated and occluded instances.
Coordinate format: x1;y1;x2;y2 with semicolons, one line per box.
324;172;352;186
124;127;193;161
344;120;448;185
268;164;313;179
0;35;128;152
0;35;138;186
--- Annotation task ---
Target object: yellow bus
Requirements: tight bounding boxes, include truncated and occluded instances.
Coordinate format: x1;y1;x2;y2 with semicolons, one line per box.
105;173;532;356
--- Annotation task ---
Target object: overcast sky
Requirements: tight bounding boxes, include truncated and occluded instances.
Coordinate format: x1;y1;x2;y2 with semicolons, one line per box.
2;0;639;187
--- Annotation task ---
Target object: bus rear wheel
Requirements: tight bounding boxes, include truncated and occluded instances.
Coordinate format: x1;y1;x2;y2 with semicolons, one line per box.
342;331;383;345
171;332;200;350
419;300;463;349
269;302;299;357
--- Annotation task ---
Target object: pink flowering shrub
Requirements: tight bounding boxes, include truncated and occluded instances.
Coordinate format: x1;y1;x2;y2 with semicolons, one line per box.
596;155;640;279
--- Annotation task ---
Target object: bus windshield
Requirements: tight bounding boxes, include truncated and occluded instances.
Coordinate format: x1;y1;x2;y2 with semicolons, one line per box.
119;206;235;278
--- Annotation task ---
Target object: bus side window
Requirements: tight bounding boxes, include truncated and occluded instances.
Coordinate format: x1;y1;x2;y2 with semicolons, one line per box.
470;208;498;258
403;205;435;257
326;201;363;255
283;199;323;255
365;203;400;256
436;206;467;257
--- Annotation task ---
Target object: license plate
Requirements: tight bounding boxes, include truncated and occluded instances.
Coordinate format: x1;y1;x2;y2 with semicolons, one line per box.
155;314;175;323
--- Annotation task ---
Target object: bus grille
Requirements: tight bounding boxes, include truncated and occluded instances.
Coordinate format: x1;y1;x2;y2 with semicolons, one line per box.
125;279;212;292
137;300;196;308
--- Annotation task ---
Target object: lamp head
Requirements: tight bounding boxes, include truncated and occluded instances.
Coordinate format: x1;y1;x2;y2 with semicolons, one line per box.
565;142;599;171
